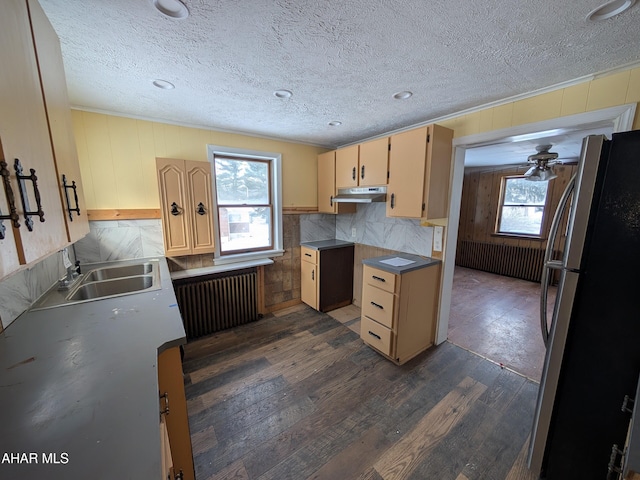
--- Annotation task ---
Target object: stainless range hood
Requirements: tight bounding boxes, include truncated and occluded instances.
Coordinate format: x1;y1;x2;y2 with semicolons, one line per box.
332;186;387;203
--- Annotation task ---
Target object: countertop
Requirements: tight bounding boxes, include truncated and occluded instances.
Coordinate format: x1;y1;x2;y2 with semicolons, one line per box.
0;257;185;479
362;253;441;274
300;239;355;251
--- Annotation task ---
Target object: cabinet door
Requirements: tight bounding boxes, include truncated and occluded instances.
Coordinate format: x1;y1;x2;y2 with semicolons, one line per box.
335;144;359;188
27;0;89;243
0;0;67;266
158;347;195;480
387;127;428;218
359;137;389;187
317;151;337;214
185;160;215;255
301;259;317;309
423;124;454;219
157;158;191;256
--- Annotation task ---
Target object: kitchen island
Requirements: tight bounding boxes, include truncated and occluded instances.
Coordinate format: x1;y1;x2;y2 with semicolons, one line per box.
0;257;188;479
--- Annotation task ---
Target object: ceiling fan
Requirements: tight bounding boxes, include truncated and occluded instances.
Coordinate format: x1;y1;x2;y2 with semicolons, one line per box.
525;144;559;181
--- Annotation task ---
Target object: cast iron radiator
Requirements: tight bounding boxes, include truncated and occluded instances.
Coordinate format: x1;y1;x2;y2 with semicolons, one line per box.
455;240;546;282
173;268;258;339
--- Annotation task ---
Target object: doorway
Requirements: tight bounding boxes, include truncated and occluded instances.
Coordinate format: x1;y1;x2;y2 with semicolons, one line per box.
435;103;636;381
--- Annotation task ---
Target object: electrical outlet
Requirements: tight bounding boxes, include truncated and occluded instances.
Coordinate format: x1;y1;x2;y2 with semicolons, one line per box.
351;227;356;237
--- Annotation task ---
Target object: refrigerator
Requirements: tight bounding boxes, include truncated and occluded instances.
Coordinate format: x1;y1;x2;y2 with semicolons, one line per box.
528;130;640;478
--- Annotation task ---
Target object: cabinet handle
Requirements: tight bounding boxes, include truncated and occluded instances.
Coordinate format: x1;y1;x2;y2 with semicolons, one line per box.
311;270;314;281
174;470;184;480
196;202;206;215
62;174;81;222
304;253;312;257
170;202;181;216
370;301;384;310
390;193;395;209
0;160;20;239
372;275;386;282
352;166;356;181
606;444;623;479
361;165;365;179
14;159;45;231
622;394;635;413
160;391;169;416
330;195;333;207
368;331;381;340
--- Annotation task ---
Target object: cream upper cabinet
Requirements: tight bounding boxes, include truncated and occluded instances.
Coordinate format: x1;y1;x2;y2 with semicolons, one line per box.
28;0;89;244
387;124;453;219
358;137;389;187
335;144;359;188
317;150;355;215
157;158;215;257
0;0;68;278
336;138;389;188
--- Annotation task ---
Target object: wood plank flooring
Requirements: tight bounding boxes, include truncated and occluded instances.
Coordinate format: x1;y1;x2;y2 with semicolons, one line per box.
182;304;539;480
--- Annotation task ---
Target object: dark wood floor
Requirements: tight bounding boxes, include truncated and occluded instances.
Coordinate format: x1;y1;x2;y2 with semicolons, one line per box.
182;305;539;480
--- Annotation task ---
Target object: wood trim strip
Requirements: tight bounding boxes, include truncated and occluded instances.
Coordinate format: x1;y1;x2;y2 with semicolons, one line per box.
283;206;318;214
87;209;161;220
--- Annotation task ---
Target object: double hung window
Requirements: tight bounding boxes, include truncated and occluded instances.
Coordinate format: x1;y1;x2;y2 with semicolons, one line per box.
496;176;549;237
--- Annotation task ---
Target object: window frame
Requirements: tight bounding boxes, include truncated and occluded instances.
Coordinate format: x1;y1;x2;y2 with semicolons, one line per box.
207;145;283;264
494;175;550;239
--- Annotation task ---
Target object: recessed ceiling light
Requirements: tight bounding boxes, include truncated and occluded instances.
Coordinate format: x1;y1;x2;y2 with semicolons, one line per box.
328;121;342;127
587;0;635;21
153;79;175;89
393;91;413;100
274;89;293;99
151;0;189;19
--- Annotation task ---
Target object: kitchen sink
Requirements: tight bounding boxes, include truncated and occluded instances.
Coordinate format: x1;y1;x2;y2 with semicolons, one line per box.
80;262;155;283
68;275;155;301
30;259;162;310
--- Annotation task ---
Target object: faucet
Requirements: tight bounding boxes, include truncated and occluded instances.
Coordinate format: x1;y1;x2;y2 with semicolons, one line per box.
58;251;82;289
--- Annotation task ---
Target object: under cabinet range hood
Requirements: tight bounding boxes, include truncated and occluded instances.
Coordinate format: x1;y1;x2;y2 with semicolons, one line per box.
332;186;387;203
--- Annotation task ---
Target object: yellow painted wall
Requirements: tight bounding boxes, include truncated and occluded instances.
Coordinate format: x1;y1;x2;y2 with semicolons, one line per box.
438;67;640;137
71;111;325;209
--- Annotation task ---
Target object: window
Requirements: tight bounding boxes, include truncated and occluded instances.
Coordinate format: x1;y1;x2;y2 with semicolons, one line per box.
496;176;549;236
208;145;283;260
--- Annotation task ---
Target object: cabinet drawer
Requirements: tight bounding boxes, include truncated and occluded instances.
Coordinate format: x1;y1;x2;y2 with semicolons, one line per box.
301;246;318;264
363;265;397;293
362;286;395;329
361;316;393;356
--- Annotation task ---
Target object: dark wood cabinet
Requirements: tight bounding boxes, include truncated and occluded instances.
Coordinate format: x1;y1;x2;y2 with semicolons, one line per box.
301;241;354;312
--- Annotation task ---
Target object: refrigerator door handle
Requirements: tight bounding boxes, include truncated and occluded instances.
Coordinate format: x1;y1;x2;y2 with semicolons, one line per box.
540;174;576;347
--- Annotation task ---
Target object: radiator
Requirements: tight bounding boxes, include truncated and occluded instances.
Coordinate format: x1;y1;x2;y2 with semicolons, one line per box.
456;240;546;282
173;269;258;339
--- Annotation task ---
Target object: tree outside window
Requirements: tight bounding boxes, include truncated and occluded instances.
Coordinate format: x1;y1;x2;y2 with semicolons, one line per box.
214;156;272;254
496;176;549;236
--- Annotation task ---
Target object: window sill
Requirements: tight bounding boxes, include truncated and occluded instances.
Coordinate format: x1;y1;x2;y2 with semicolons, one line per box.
213;249;284;266
170;256;277;281
491;233;547;241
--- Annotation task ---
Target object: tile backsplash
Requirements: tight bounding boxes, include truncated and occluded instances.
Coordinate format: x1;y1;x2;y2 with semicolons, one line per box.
334;203;433;257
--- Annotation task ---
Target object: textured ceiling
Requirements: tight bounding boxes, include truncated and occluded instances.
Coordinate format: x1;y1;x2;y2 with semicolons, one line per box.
39;0;640;150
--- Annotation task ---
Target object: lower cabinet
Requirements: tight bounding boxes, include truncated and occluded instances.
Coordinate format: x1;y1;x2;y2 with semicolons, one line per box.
157;346;195;480
300;243;354;312
360;262;441;364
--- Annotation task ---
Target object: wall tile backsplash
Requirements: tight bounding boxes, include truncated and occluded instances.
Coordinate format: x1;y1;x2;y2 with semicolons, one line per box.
334;203;433;257
74;219;164;264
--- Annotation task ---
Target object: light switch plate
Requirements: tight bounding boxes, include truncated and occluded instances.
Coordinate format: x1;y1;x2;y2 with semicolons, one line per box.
352;227;356;237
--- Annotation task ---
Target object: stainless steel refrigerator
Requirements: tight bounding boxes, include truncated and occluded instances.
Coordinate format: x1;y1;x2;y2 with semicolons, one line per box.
528;130;640;478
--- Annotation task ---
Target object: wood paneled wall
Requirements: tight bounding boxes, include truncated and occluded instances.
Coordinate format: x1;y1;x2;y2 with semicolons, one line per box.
456;163;577;280
458;163;577;251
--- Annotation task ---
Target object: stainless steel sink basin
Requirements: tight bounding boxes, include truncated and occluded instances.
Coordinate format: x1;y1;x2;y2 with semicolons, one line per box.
80;262;154;283
30;259;162;310
68;275;155;301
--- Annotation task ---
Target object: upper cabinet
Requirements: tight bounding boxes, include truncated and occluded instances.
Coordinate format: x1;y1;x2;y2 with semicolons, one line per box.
336;138;389;188
156;158;216;256
387;124;453;219
318;150;355;215
0;0;82;279
28;0;89;243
